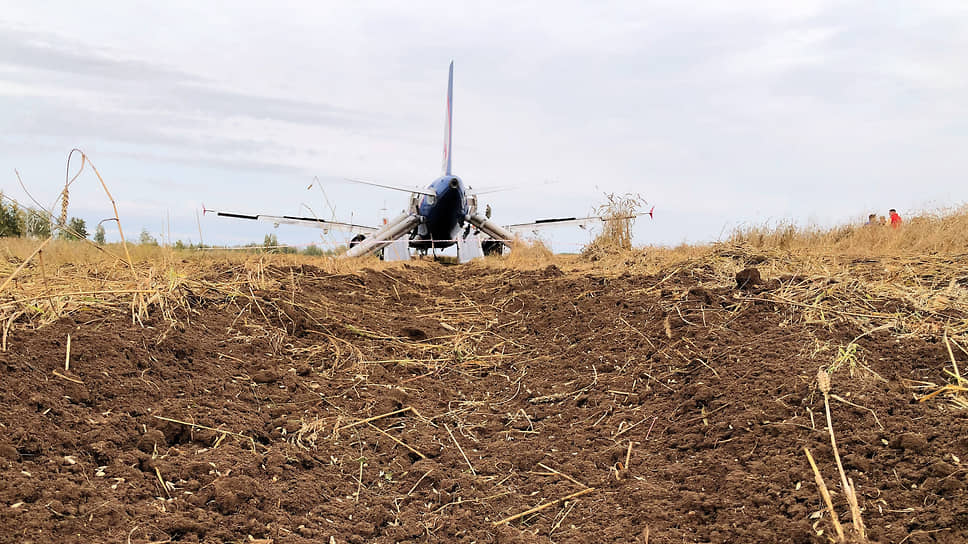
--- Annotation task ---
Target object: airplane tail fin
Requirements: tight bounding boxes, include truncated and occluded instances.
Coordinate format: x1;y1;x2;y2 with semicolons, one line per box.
442;61;453;176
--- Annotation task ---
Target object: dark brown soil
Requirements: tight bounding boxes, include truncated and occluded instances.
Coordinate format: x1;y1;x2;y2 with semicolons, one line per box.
2;262;967;543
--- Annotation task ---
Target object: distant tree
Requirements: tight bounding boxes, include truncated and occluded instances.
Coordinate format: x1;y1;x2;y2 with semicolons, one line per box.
263;233;279;252
60;217;88;240
303;244;324;256
262;234;298;254
173;239;188;250
26;210;52;238
0;198;23;237
93;224;106;244
139;227;159;246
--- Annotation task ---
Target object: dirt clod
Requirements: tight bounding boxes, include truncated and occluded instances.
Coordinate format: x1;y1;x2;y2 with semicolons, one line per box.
735;267;762;289
251;370;280;383
0;444;19;460
890;432;929;452
137;429;168;453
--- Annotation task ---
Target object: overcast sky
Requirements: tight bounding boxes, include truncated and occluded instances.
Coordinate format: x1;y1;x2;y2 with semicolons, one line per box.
2;1;967;251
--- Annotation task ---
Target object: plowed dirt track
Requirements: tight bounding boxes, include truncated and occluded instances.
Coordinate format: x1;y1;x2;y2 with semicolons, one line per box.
2;258;966;543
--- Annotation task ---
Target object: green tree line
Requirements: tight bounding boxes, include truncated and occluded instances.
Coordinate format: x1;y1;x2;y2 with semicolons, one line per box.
2;197;338;255
0;196;87;240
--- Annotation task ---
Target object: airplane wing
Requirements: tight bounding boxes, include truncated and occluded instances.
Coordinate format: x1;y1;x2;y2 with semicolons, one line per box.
504;207;654;233
204;208;380;234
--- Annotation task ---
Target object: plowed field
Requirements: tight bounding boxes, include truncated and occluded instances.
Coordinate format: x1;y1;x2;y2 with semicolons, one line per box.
2;257;966;543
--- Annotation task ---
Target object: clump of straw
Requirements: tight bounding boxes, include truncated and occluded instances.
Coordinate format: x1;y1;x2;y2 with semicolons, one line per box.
581;192;647;260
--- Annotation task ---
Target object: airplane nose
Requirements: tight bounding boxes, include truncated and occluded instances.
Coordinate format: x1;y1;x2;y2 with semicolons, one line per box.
449;178;459;189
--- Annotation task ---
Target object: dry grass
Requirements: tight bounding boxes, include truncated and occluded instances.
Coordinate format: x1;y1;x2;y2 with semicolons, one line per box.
0;237;352;341
728;205;968;256
6;206;968;335
497;239;556;270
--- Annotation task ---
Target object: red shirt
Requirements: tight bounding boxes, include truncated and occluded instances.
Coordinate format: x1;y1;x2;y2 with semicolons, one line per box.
889;212;902;227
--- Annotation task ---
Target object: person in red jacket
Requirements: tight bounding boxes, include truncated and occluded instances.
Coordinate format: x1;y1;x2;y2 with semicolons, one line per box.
889;209;902;228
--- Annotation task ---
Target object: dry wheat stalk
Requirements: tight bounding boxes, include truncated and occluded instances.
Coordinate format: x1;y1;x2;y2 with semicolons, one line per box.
817;367;867;542
58;185;69;227
492;487;595;527
804;446;845;542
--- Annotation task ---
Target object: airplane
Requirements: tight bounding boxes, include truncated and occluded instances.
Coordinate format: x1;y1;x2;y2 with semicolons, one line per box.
205;62;652;261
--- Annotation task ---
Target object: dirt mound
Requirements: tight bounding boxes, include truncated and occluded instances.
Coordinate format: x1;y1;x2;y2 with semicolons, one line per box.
735;266;762;289
1;261;966;543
